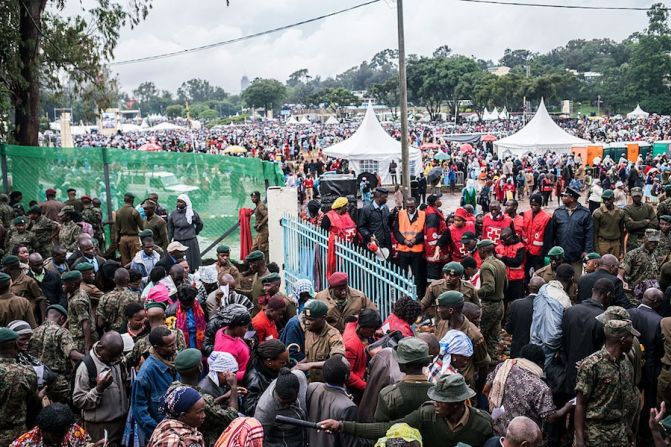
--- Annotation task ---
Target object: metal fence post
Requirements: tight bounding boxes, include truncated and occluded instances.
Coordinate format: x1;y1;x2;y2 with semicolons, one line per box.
101;147;114;230
0;144;8;194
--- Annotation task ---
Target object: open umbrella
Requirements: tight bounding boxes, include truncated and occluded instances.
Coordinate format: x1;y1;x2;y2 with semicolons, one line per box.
427;167;443;184
138;142;161;152
420;142;441;150
481;134;497;142
223;145;247;154
433;151;451;161
460;143;474;153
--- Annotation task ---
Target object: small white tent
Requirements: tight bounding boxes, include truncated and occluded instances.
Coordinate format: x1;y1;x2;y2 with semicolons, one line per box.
299;116;311;124
325;116;339;125
627;104;649;119
499;107;509;120
484;107;498;121
323;103;423;185
286;116;299;125
148;122;185;131
482;108;491;121
494;99;591;157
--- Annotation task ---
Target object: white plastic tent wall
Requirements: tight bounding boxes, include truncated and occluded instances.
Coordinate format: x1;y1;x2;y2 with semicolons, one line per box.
325;116;339;125
323;103;423;185
148;122;185;131
484;107;499;121
627;104;649;119
482;108;491;121
494;99;591;157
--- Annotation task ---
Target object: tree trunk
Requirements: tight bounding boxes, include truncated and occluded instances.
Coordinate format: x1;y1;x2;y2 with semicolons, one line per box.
14;0;45;146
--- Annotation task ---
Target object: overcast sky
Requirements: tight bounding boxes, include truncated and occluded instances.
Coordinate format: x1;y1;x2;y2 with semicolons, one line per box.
98;0;655;95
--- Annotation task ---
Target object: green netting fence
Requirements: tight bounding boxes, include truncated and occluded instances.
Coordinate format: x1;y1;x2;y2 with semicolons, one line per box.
0;144;284;261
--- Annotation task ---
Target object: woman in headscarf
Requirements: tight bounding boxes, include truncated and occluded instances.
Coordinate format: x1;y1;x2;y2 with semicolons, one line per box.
167;194;203;271
214;417;264;447
11;403;92;447
427;330;473;384
460;179;478;209
146;386;206;447
174;285;207;350
373;423;423;447
212;304;252;380
199;351;240;399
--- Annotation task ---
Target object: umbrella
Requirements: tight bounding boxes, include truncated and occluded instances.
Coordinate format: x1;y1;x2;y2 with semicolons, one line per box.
223;145;247;154
460;143;474;153
420;142;441;150
481;134;497;142
138;143;161;152
427;167;443;183
433;151;450;161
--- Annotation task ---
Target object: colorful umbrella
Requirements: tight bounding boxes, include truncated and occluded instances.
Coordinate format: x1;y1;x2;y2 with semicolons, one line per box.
223;145;248;154
460;143;474;153
481;134;497;142
138;143;161;152
433;151;451;161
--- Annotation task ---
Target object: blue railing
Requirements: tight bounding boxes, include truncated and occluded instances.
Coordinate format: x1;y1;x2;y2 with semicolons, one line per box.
281;215;416;319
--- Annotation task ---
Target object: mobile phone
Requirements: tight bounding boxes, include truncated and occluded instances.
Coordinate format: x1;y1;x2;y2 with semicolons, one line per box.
103;429;109;447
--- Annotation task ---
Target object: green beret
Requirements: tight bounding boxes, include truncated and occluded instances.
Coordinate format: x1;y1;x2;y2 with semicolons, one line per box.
61;270;83;282
28;205;42;215
601;189;614;199
174;348;202;371
661;215;671;223
0;328;18;343
0;273;11;285
665;184;671;193
437;290;465;307
442;262;464;276
138;229;154;238
1;255;19;266
584;252;601;261
145;301;167;311
245;250;264;262
217;245;231;254
548;246;565;257
476;239;495;249
261;273;281;284
46;304;68;317
13;217;26;225
74;262;94;272
303;300;328;319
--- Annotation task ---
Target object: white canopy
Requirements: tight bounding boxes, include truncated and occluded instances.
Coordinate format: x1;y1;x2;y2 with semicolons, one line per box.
494;99;591;157
285;116;299;125
483;108;498;121
299;116;311;124
325;116;339;125
120;123;142;132
627;104;649;119
323;103;423;185
147;122;185;131
499;107;509;120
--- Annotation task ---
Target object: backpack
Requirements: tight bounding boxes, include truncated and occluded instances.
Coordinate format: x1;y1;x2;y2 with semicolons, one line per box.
82;354;98;388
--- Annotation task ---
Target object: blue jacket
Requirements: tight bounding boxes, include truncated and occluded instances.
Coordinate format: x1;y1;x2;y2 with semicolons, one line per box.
131;355;176;440
549;203;593;263
280;315;305;362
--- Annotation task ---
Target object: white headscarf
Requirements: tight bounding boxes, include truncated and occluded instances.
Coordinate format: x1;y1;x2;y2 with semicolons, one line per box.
178;193;194;224
208;351;239;386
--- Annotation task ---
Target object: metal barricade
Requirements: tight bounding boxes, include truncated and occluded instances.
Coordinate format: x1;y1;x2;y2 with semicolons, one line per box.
281;215;416;319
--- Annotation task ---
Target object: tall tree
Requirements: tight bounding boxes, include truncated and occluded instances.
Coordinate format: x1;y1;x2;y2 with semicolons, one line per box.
242;78;286;115
368;77;400;119
310;87;360;116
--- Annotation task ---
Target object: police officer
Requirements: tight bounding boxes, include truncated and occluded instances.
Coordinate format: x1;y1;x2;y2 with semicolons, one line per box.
421;262;480;313
592;189;625;257
296;300;345;383
477;239;507;364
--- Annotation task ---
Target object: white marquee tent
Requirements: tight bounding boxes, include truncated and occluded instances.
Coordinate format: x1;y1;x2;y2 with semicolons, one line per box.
494;99;591;157
147;122;186;131
299;116;311;124
325;116;339;125
285;116;299;125
499;107;509;120
323;103;423;185
627;104;649;119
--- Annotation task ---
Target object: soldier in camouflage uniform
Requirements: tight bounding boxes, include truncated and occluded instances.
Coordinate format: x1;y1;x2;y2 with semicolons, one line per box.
96;268;141;332
623;229;661;293
476;239;507;364
575;320;640;447
657;215;671;264
0;328;38;446
63;270;98;353
657;185;671;220
421;262;480;314
28;304;84;403
81;195;104;250
0;194;15;229
27;205;59;257
58;205;82;252
5;217;36;255
623;187;659;252
126;303;186;370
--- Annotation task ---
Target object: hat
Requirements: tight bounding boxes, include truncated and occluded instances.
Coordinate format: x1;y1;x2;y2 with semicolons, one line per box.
454;208;468;220
328;272;348;288
662;215;671;223
0;273;12;285
529;193;543;205
13;217;26;225
375;187;389;195
124;192;136;199
476;239;495;249
427;193;442;205
442;262;464;276
167;241;188;253
304;299;328;318
145;301;167;311
45;188;57;195
332;197;349;210
563;187;580;199
595;306;630;324
584;252;601;261
631;187;643;197
74;262;94;272
58;205;75;216
46;304;68;317
1;255;19;266
174;348;202;371
374;424;422;447
427;374;476;403
245;250;264;262
604;319;640;337
142;199;156;208
461;231;476;242
61;270;83;283
266;295;287;311
293;279;314;298
548;246;565;257
393;337;432;364
0;328;18;343
601;189;614;199
139;229;154;238
645;228;661;242
27;205;42;215
437;290;465;307
81;195;92;202
358;309;382;329
261;273;281;284
216;245;231;254
8;320;33;336
163;386;202;418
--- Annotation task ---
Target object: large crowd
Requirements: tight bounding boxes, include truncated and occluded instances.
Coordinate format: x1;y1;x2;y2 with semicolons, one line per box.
3;141;671;447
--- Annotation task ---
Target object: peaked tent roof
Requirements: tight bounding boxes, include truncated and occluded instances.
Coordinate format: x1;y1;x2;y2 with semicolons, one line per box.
494;99;590;156
285;116;299;125
627;104;649;119
325;116;339;125
323;103;421;158
148;122;185;131
299;116;311;124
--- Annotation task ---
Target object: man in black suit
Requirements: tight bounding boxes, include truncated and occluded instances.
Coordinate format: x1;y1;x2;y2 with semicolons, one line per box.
628;288;664;444
155;241;188;272
27;252;65;307
576;253;631;308
70;238;106;272
504;276;544;358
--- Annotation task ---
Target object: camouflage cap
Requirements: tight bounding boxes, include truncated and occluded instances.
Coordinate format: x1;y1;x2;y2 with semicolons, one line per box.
595;306;629;324
604;319;640;337
645;228;661;242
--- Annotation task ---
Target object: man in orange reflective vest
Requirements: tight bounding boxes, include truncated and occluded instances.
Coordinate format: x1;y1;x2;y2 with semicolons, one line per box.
495;227;526;306
521;194;551;280
393;197;427;298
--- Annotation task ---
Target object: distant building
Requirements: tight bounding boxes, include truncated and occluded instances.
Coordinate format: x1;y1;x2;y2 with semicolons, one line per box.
487;66;511;76
583;72;602;82
240;75;250;92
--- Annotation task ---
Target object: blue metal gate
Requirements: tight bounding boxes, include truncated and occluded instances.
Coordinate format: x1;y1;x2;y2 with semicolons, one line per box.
281;215;416;319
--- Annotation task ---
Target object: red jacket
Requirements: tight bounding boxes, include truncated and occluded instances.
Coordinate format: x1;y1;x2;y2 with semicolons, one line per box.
449;222;476;263
343;322;368;392
522;209;551;256
251;311;279;342
495;241;526;281
424;206;450;262
482;213;512;245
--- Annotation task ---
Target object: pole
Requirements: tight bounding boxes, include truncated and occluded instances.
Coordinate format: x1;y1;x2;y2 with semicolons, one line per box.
597;95;601;116
0;144;8;194
397;0;410;198
101;147;114;248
